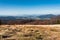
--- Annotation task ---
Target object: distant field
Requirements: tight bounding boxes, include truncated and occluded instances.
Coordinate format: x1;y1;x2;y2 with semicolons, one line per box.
0;25;60;40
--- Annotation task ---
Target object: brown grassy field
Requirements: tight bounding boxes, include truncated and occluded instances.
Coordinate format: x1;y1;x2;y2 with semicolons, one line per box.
0;25;60;40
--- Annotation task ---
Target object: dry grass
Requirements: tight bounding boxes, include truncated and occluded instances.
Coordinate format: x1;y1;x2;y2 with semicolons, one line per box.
0;25;60;40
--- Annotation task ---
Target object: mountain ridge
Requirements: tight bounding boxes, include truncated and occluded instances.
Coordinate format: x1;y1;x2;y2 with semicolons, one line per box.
0;14;58;20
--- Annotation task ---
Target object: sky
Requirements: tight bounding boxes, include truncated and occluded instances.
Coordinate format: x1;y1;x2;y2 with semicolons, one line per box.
0;0;60;16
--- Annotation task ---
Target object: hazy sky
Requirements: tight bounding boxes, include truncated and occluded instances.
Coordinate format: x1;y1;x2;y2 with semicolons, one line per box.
0;0;60;16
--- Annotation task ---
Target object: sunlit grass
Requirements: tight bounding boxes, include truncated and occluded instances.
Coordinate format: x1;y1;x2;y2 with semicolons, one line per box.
0;25;60;40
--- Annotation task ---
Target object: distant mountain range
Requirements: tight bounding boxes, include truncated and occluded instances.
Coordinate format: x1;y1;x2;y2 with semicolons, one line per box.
0;14;59;20
0;14;60;25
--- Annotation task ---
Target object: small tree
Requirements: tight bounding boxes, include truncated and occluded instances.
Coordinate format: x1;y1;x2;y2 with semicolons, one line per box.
56;19;60;24
0;20;1;25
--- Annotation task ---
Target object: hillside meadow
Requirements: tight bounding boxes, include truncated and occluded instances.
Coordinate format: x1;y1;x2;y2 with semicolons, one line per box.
0;25;60;40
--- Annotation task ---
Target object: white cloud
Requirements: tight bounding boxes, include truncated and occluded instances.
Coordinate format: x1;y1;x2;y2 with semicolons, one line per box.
0;7;60;16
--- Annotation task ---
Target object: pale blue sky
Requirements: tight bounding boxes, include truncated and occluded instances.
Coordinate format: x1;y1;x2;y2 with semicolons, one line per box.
0;0;60;16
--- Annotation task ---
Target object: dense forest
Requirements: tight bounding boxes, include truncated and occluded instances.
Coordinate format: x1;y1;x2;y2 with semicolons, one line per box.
0;18;60;25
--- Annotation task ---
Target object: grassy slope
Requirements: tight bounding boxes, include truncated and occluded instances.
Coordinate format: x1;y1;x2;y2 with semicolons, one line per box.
0;25;60;40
